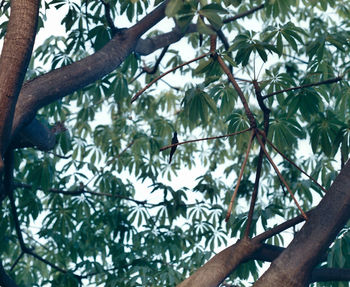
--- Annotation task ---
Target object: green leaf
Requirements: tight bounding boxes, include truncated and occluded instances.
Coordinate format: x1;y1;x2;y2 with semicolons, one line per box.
196;16;215;35
165;0;183;17
276;32;283;55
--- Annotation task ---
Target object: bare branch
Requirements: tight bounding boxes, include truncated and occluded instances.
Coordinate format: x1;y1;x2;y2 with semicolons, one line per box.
254;212;311;243
244;80;271;238
160;128;252;151
135;24;197;56
0;0;39;170
261;131;327;193
216;55;257;128
255;132;308;220
177;238;261;287
310;268;350;283
142;45;169;74
131;53;210;103
223;4;265;24
14;182;147;205
226;130;255;221
100;0;117;35
11;0;170;146
263;76;343;99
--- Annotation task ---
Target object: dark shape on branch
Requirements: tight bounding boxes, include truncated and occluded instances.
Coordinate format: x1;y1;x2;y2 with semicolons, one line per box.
169;131;178;164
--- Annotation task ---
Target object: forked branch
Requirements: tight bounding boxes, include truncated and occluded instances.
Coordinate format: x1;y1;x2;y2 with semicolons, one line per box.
260;131;327;193
225;130;255;221
255;132;308;220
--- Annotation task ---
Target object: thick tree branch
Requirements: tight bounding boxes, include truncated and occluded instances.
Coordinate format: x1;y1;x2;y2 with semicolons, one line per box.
10;0;170;151
0;261;18;287
100;0;117;35
135;24;197;56
310;268;350;283
10;119;56;151
177;238;261;287
0;0;39;171
253;160;350;287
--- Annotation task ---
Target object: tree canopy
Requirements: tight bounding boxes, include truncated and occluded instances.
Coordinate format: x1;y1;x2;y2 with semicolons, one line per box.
0;0;350;286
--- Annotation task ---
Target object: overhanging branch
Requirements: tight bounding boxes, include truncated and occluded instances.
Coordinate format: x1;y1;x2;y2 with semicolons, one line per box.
10;0;170;151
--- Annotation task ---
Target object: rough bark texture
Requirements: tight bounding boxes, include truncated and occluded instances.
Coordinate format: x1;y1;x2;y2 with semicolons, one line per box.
177;239;261;287
0;0;39;171
253;160;350;287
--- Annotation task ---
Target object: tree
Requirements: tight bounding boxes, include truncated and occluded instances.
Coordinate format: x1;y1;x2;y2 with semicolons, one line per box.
0;0;350;286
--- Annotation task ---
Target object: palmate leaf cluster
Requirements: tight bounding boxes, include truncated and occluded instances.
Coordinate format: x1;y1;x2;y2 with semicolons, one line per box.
1;0;350;286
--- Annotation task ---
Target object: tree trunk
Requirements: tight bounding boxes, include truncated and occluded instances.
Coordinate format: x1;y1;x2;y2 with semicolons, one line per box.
0;0;39;171
253;160;350;287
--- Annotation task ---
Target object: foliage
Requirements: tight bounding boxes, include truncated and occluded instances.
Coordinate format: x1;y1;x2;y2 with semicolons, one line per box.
1;0;350;286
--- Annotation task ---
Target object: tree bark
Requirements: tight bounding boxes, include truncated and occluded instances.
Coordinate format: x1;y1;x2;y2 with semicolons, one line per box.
253;160;350;287
9;0;170;148
0;0;39;171
177;238;261;287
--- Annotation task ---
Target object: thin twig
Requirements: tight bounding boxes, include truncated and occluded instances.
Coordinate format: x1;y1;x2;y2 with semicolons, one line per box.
223;4;265;24
263;76;343;99
10;252;24;271
160;128;252;151
244;148;264;238
216;55;257;128
142;45;169;74
48;151;72;159
244;80;271;238
14;182;147;205
131;53;210;103
260;131;327;193
282;53;308;64
27;249;69;274
234;76;253;83
210;35;217;53
225;130;255;222
5;151;72;275
106;139;135;165
6;152;30;252
100;0;117;35
255;132;308;220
